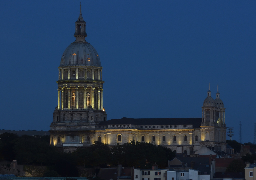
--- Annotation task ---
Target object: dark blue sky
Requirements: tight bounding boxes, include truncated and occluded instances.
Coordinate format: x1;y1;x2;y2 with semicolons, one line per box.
0;1;255;143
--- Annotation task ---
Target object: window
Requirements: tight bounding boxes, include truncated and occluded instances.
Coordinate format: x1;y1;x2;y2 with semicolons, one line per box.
152;136;155;142
195;135;198;141
155;172;161;175
161;126;163;128
142;136;145;142
135;175;138;178
173;136;176;142
148;171;150;175
162;136;165;142
153;126;155;128
184;135;187;141
118;135;121;141
98;136;101;142
250;171;253;177
142;171;144;175
181;173;184;177
166;125;169;128
172;178;174;180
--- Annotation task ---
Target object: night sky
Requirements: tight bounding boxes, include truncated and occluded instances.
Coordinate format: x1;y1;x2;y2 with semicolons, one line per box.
0;1;256;143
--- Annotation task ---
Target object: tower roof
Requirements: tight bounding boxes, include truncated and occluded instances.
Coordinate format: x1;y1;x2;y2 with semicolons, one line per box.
60;4;101;67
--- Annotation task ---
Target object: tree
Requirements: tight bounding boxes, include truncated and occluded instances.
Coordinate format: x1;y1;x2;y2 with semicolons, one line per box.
0;133;19;161
226;140;241;153
226;159;245;173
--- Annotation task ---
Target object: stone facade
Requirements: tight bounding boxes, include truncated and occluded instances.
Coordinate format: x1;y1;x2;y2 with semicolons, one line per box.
49;5;226;154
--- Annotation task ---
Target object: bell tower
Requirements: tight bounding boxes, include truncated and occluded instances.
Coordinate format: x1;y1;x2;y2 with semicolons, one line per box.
50;4;107;148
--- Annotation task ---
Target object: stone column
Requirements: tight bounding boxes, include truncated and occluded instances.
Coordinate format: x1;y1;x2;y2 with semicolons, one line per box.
68;68;70;80
98;90;100;110
58;89;60;109
61;68;64;80
76;87;79;109
98;69;100;80
92;69;94;80
91;88;94;109
100;69;102;80
84;88;87;109
68;88;71;109
76;68;78;79
61;89;64;110
100;89;103;110
85;69;87;79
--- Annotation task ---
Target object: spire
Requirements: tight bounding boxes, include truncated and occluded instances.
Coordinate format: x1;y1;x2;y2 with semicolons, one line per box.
77;2;84;21
216;85;220;99
80;2;82;14
74;3;87;42
207;83;211;97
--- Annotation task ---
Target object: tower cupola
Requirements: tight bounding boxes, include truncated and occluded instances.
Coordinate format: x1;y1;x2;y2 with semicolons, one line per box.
74;3;87;42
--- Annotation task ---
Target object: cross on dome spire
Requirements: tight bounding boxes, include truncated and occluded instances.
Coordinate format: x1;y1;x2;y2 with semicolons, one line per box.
74;3;87;42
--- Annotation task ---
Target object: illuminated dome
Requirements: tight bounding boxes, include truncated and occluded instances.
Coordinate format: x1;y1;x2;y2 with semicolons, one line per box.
60;42;101;67
59;4;101;67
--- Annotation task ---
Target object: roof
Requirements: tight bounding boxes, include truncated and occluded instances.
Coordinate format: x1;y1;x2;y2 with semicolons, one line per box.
169;155;211;175
99;117;202;128
195;146;216;155
215;158;235;167
60;41;101;67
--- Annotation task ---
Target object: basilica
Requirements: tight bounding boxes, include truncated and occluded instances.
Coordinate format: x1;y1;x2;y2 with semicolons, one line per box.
49;6;226;154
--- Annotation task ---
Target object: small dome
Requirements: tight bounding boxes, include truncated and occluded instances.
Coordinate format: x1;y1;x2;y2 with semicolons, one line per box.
203;96;215;107
215;98;224;108
60;41;101;67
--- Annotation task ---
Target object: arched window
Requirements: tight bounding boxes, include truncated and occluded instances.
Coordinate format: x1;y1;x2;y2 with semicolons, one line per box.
71;91;76;108
141;135;145;142
152;136;155;142
173;135;176;142
184;135;187;141
86;92;90;106
98;136;101;142
117;135;121;141
195;135;198;141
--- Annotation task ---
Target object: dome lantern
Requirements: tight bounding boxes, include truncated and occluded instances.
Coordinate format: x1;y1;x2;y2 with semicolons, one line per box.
74;2;87;42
